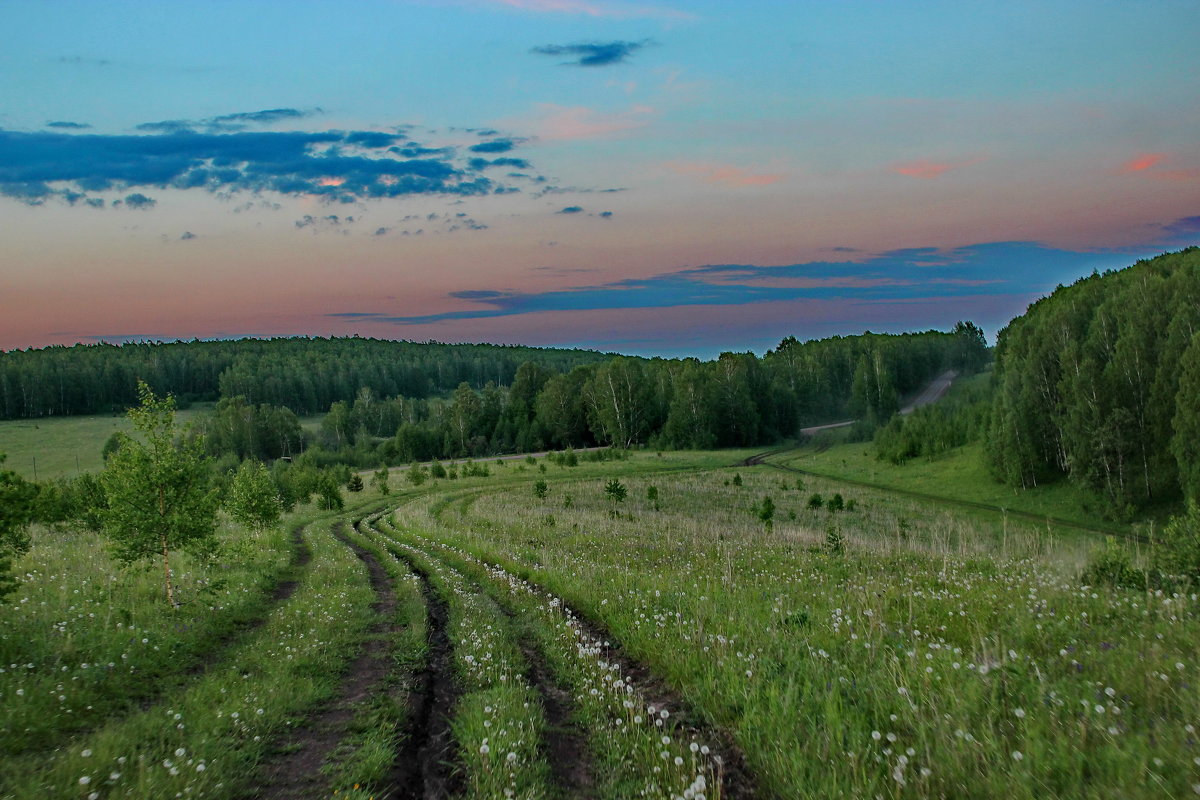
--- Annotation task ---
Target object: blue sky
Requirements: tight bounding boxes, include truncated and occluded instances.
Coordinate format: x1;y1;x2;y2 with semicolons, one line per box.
1;0;1197;356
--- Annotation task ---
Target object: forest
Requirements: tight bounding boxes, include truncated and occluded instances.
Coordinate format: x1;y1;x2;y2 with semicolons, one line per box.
984;247;1200;515
0;337;613;419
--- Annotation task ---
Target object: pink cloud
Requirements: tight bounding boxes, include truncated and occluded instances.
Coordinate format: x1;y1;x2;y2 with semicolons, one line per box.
513;104;655;141
478;0;693;19
1120;153;1166;173
891;157;984;179
667;162;783;187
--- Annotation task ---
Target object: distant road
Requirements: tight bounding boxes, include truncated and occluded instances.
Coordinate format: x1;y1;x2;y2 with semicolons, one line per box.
797;369;960;435
900;369;958;415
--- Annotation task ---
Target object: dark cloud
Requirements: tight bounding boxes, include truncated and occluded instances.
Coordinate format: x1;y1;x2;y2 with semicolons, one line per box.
123;192;156;209
46;121;91;130
599;211;614;218
0;123;531;205
469;139;519;154
136;108;321;134
451;290;511;300
360;242;1148;327
374;226;390;236
180;230;196;240
468;156;533;171
530;39;652;67
558;205;583;214
1163;215;1200;236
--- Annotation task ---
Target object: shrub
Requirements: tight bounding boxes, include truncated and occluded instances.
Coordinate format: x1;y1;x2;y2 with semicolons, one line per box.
1081;538;1146;590
1154;502;1200;585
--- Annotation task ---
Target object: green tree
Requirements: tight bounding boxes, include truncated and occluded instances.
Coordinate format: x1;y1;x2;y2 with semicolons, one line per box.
100;382;220;606
758;495;776;527
372;464;390;495
226;460;283;531
0;454;37;600
1155;501;1200;584
406;462;427;487
533;479;548;499
316;472;344;510
347;473;364;492
1173;335;1200;504
604;478;627;513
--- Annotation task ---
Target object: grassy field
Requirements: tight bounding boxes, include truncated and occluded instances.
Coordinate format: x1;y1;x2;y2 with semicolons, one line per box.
3;448;1195;798
0;408;208;481
773;435;1138;536
0;405;330;481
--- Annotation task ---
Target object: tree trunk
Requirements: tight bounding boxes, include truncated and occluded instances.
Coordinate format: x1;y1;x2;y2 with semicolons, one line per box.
159;486;175;607
161;533;175;607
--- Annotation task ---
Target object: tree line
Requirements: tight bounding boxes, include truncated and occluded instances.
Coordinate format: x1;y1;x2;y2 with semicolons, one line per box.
0;337;614;419
196;327;985;467
985;247;1200;516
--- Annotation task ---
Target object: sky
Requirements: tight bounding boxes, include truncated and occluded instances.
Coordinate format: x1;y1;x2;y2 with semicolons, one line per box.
1;0;1198;358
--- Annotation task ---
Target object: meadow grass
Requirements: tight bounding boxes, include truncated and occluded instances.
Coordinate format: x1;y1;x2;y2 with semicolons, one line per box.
0;517;293;754
6;446;1196;798
774;438;1137;535
375;507;725;800
1;514;375;799
0;407;207;480
408;463;1200;799
371;519;556;799
323;519;427;796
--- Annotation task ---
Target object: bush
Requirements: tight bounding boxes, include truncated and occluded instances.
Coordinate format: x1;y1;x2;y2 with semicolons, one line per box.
827;493;844;512
807;493;823;510
1154;502;1200;584
825;524;845;555
1081;538;1146;590
758;496;775;527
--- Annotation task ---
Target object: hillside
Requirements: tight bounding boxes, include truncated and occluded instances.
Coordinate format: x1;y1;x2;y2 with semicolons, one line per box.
986;246;1200;515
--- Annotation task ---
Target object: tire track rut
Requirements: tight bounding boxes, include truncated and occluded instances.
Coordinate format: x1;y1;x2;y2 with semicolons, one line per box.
380;536;461;800
256;520;398;800
376;519;757;800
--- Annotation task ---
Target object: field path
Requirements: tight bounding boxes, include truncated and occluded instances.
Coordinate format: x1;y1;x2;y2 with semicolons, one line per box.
385;512;760;800
380;534;462;800
255;521;402;800
900;369;958;414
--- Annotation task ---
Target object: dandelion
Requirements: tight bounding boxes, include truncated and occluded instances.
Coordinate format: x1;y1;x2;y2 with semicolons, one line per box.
1012;751;1024;761
479;744;490;755
79;776;91;786
81;749;92;757
871;731;882;741
1014;708;1026;719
